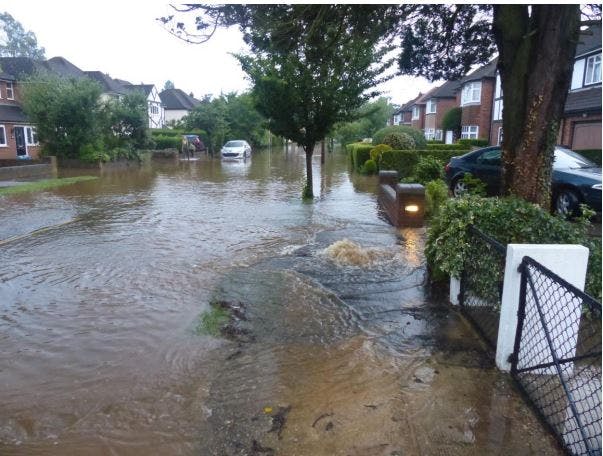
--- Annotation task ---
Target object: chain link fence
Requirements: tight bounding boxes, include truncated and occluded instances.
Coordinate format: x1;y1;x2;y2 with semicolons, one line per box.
512;256;601;456
459;225;506;348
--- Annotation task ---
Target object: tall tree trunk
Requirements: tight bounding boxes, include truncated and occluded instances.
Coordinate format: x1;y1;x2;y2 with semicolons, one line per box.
304;145;315;198
493;5;580;209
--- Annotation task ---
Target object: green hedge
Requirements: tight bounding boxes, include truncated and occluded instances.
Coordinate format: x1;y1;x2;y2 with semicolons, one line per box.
153;135;181;150
458;138;489;147
379;149;470;178
346;143;373;171
372;125;427;149
575;149;602;166
425;143;470;151
426;196;601;301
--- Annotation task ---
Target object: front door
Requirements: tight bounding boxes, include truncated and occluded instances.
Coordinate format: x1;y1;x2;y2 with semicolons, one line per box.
14;127;27;157
445;130;453;144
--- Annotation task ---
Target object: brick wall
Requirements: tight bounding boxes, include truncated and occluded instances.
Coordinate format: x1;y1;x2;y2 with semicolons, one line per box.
490;120;503;145
411;105;424;130
460;78;495;140
0;122;41;160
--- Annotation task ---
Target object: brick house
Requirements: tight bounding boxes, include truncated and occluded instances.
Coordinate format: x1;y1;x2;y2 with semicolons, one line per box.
0;70;41;159
455;59;497;143
423;80;462;142
559;25;601;151
389;96;418;126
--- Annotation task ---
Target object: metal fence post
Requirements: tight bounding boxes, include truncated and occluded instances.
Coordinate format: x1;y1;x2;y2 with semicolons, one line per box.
495;244;589;372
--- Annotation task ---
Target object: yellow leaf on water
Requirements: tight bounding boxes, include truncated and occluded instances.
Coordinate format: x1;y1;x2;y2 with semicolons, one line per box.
263;406;273;414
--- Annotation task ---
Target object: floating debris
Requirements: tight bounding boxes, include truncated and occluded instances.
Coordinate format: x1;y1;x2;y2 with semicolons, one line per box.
268;405;292;439
323;239;381;267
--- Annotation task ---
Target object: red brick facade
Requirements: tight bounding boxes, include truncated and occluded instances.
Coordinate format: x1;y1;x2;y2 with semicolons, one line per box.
410;105;424;130
559;113;602;150
460;78;495;141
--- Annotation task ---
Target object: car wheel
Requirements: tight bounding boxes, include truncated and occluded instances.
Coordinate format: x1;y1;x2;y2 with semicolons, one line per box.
554;189;581;218
452;177;468;197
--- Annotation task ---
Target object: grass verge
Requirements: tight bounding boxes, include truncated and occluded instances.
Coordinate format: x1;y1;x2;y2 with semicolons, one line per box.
195;306;230;337
0;176;98;196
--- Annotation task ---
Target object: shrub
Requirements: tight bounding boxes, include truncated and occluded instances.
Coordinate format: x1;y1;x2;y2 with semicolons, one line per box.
414;156;445;184
425;143;469;151
79;142;109;163
369;144;392;164
154;135;182;150
458;138;489;147
361;159;377;175
575;149;602;166
425;196;601;300
427;140;445;144
372;125;427;149
425;179;449;217
460;172;487;196
380;150;418;178
382;132;415;150
347;143;373;171
442;107;462;139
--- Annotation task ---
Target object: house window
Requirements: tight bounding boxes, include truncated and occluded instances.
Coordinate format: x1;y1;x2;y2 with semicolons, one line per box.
585;54;602;85
412;106;420;120
461;125;479;139
497;127;503;145
25;126;38;145
424;128;435;140
0;125;6;146
461;81;482;106
493;99;503;121
6;82;14;100
394;114;401;125
426;99;437;114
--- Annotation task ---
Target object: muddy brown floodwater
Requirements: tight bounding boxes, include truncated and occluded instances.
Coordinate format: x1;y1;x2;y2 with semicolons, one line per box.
0;149;561;455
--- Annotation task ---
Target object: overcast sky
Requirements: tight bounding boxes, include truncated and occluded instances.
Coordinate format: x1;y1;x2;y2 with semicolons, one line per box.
3;0;439;105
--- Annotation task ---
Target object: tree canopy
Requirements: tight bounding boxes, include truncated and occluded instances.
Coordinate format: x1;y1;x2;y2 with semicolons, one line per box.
0;12;45;58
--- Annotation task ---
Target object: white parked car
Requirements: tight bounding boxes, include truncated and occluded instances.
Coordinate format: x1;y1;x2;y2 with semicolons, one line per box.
221;140;251;159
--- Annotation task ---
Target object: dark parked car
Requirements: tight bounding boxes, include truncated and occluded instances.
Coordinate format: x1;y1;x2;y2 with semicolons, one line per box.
183;134;206;152
444;146;602;216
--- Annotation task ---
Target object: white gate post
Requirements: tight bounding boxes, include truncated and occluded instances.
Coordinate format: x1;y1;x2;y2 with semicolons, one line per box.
495;244;589;372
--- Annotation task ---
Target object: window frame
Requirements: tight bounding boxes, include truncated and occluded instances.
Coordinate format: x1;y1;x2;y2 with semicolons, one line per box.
424;128;435;140
0;125;7;146
461;125;479;140
6;81;14;100
426;99;437;114
25;126;38;146
461;81;482;106
584;53;602;86
411;106;420;120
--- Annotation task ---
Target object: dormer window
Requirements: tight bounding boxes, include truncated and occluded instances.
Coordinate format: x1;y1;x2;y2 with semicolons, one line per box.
585;54;601;85
426;99;437;114
412;106;420;120
6;82;14;100
461;81;481;106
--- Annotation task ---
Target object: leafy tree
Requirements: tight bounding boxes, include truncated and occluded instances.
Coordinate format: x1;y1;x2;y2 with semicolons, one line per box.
441;107;462;141
224;92;266;147
21;75;103;158
163;4;601;207
332;97;395;146
183;95;229;153
0;12;45;58
163;80;175;90
104;91;150;149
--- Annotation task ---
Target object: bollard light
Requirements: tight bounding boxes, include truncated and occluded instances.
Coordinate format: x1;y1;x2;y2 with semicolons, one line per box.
396;183;425;227
404;204;419;213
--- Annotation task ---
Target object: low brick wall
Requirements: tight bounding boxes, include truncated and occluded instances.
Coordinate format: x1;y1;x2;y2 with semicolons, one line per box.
378;170;425;228
0;156;57;180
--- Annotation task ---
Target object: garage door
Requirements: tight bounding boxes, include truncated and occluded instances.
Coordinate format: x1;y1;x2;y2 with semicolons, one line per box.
572;122;602;150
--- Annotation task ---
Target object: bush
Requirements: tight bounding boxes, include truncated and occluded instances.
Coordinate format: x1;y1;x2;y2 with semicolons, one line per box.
372;125;427;149
425;179;449;217
425;196;601;300
361;159;377;175
369;144;392;164
347;143;373;171
154;135;182;150
575;149;602;166
427;140;445;144
378;149;467;179
458;138;489;147
425;143;469;151
383;132;415;150
442;107;462;138
459;172;487;196
415;156;445;184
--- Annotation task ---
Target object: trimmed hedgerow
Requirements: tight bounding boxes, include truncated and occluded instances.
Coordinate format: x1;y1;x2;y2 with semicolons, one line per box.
373;125;427;149
361;159;378;175
458;138;489;147
153;135;181;150
346;143;373;171
369;144;392;164
425;143;469;151
378;149;468;178
426;195;601;301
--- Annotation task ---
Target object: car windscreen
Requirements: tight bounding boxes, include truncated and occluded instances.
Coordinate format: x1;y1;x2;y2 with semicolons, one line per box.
225;141;245;147
554;147;597;169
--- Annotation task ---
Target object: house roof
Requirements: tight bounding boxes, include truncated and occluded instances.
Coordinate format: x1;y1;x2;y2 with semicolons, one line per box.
159;88;201;110
0;104;28;122
414;86;439;105
429;79;462;98
0;56;85;80
0;72;15;81
114;78;133;86
564;86;602;114
127;84;154;96
460;58;498;85
576;24;602;56
85;71;128;94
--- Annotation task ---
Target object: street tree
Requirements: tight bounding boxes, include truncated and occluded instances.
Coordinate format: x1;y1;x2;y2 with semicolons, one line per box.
163;80;175;90
161;4;601;207
0;12;45;58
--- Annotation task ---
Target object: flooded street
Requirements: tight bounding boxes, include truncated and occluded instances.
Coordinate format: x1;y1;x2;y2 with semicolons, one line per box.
0;150;560;455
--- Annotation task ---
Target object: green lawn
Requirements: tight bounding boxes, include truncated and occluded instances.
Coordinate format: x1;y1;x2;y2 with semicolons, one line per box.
0;176;98;196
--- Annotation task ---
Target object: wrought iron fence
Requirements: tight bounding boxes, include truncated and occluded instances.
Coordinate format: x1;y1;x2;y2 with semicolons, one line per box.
459;225;506;348
512;256;602;456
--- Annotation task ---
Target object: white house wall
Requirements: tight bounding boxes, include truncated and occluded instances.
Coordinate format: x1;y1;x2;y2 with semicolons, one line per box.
165;109;190;123
147;86;165;129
